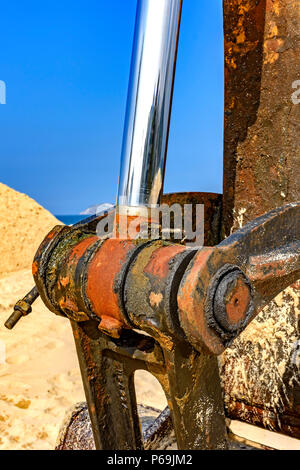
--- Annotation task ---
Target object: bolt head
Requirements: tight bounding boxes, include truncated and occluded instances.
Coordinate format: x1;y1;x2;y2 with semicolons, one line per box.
214;270;252;333
206;265;254;342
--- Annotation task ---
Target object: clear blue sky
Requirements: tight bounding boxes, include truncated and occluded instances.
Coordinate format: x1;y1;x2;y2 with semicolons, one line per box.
0;0;224;215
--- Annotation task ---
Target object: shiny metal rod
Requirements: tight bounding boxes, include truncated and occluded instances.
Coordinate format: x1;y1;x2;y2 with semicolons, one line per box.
117;0;182;208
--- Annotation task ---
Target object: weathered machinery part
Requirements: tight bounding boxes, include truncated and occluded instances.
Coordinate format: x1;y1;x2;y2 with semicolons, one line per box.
31;195;226;348
28;191;227;451
178;203;300;354
4;192;221;331
221;0;300;439
117;0;182;208
56;402;95;451
219;285;300;439
161;192;222;247
7;0;300;452
222;0;300;234
6;191;299;449
4;286;39;329
70;319;228;450
55;402;261;451
55;403;175;451
26;199;299;450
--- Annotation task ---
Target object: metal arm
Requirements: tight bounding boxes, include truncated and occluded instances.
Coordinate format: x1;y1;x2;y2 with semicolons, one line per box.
117;0;182;208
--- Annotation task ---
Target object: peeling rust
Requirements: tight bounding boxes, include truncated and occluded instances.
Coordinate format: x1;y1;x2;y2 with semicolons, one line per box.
222;0;300;439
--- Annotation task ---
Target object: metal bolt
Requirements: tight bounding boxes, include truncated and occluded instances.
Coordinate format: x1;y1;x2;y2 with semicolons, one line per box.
213;270;252;333
206;265;254;340
4;286;39;330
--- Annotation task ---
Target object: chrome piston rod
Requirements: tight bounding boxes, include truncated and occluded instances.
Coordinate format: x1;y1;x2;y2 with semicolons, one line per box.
117;0;182;208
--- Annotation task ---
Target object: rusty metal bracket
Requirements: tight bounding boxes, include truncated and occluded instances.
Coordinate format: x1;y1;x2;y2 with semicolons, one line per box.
178;203;300;354
71;320;227;450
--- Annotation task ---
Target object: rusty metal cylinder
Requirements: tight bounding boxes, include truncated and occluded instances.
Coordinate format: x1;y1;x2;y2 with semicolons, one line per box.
32;224;196;343
31;224;255;354
124;241;196;345
32;225;142;337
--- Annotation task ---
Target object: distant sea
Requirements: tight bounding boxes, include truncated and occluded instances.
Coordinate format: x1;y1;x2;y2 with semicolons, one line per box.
55;215;90;225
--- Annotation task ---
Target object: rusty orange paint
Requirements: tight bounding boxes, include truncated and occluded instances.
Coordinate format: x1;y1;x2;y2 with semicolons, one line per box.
60;276;70;288
32;261;38;276
247;250;300;282
113;212;157;240
98;315;124;339
86;239;136;329
68;236;98;263
59;297;79;313
144;244;186;279
54;236;99;317
225;278;251;325
47;230;57;240
178;248;225;355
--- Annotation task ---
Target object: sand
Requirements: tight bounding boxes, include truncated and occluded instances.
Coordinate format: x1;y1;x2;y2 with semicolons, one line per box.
0;184;166;450
0;183;59;277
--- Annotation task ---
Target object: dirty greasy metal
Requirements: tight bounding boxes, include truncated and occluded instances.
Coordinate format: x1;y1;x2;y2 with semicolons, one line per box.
3;190;219;335
223;0;300;235
71;320;227;450
70;322;166;450
222;0;300;438
124;239;228;448
55;400;261;450
14;195;299;449
29;202;229;449
4;286;39;330
55;402;174;451
1;192;225;448
178;204;300;354
161;192;222;247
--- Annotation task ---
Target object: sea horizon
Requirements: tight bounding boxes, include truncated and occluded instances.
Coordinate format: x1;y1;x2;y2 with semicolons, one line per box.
55;214;90;225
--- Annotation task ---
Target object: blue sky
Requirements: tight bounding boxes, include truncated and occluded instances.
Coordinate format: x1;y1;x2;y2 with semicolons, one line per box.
0;0;224;215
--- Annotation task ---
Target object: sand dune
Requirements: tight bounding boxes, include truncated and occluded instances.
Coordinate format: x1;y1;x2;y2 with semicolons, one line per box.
0;269;85;449
0;183;59;278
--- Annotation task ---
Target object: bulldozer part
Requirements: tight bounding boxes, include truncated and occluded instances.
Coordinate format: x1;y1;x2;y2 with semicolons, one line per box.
32;200;299;354
221;0;300;438
55;402;176;451
28;197;299;449
4;192;224;449
178;203;300;354
4;286;39;329
5;191;221;331
30;205;227;449
54;401;264;450
117;0;182;207
70;320;227;450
